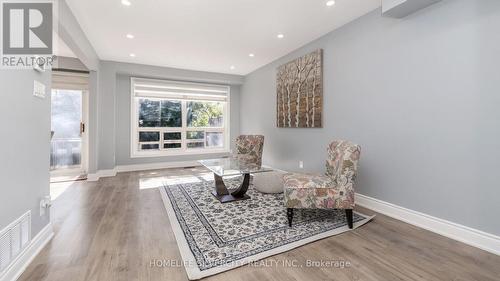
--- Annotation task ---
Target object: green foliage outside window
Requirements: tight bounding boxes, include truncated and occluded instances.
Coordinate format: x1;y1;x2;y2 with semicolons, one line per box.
187;101;223;127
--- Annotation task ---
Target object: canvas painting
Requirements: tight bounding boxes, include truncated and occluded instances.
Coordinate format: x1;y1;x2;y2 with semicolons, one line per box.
276;49;323;128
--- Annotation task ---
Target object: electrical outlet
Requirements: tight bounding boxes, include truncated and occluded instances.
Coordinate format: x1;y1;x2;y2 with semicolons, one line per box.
299;161;304;169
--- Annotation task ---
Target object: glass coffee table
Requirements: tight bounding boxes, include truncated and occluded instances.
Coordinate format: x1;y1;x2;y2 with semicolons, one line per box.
199;156;273;203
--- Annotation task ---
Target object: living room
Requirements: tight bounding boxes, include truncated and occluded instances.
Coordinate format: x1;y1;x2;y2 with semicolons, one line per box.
1;0;499;281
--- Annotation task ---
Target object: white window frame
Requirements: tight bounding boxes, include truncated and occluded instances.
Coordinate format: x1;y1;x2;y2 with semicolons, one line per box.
130;77;231;158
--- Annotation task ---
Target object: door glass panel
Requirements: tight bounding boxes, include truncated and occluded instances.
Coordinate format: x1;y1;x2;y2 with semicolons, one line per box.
50;89;82;170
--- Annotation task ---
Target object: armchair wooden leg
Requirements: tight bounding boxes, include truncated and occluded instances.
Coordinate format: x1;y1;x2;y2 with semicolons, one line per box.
346;209;353;229
287;208;294;227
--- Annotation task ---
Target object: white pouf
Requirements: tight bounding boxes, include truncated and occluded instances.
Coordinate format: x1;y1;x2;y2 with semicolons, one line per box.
253;170;286;194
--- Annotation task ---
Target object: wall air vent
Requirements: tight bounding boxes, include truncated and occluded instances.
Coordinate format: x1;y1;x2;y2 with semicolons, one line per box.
0;211;31;276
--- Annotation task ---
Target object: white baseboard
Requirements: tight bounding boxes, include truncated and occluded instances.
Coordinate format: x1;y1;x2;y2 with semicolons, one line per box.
86;161;201;181
115;161;201;173
0;223;54;281
87;169;117;181
355;193;500;256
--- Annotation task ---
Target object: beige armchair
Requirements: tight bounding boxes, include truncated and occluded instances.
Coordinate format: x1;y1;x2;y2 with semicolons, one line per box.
283;140;361;229
235;135;264;165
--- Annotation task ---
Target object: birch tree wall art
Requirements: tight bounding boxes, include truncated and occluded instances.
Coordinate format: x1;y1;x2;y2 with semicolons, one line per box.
276;49;323;128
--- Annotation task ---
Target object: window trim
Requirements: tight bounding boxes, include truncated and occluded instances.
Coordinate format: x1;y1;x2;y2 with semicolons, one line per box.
130;77;231;158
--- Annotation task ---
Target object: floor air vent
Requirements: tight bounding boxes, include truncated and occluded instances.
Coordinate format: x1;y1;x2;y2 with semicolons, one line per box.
0;211;31;275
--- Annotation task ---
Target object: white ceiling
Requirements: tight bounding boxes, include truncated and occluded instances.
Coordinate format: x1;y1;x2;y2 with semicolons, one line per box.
66;0;380;75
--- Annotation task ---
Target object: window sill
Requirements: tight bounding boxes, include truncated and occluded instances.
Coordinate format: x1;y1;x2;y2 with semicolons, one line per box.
131;149;231;158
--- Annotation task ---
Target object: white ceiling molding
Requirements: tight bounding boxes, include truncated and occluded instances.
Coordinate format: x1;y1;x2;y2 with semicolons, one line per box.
382;0;442;18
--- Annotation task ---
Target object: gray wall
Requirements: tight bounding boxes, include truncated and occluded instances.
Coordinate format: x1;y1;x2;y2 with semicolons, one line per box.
240;0;500;235
0;0;99;235
87;71;99;174
97;62;116;170
0;69;51;237
97;61;244;170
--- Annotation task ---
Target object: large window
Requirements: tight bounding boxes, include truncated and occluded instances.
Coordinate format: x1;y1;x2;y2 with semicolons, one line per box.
131;78;230;157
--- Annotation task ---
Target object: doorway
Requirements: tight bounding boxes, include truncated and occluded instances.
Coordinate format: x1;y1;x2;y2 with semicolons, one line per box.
50;72;89;182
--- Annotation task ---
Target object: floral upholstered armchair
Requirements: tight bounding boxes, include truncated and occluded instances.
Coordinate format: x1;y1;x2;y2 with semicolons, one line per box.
235;135;264;165
283;140;361;229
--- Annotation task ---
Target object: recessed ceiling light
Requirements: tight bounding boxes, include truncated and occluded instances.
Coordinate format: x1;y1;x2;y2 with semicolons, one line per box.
277;34;284;39
126;34;134;39
249;53;255;57
230;66;235;70
121;0;131;6
129;53;136;57
326;0;335;6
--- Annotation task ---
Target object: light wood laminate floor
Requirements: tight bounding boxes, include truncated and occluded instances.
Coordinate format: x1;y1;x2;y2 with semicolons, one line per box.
18;167;500;281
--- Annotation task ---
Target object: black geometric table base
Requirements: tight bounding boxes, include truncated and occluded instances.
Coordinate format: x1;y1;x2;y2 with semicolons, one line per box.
212;173;251;203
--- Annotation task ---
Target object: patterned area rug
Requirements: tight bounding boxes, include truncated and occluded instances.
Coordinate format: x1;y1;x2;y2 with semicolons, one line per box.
159;177;374;280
